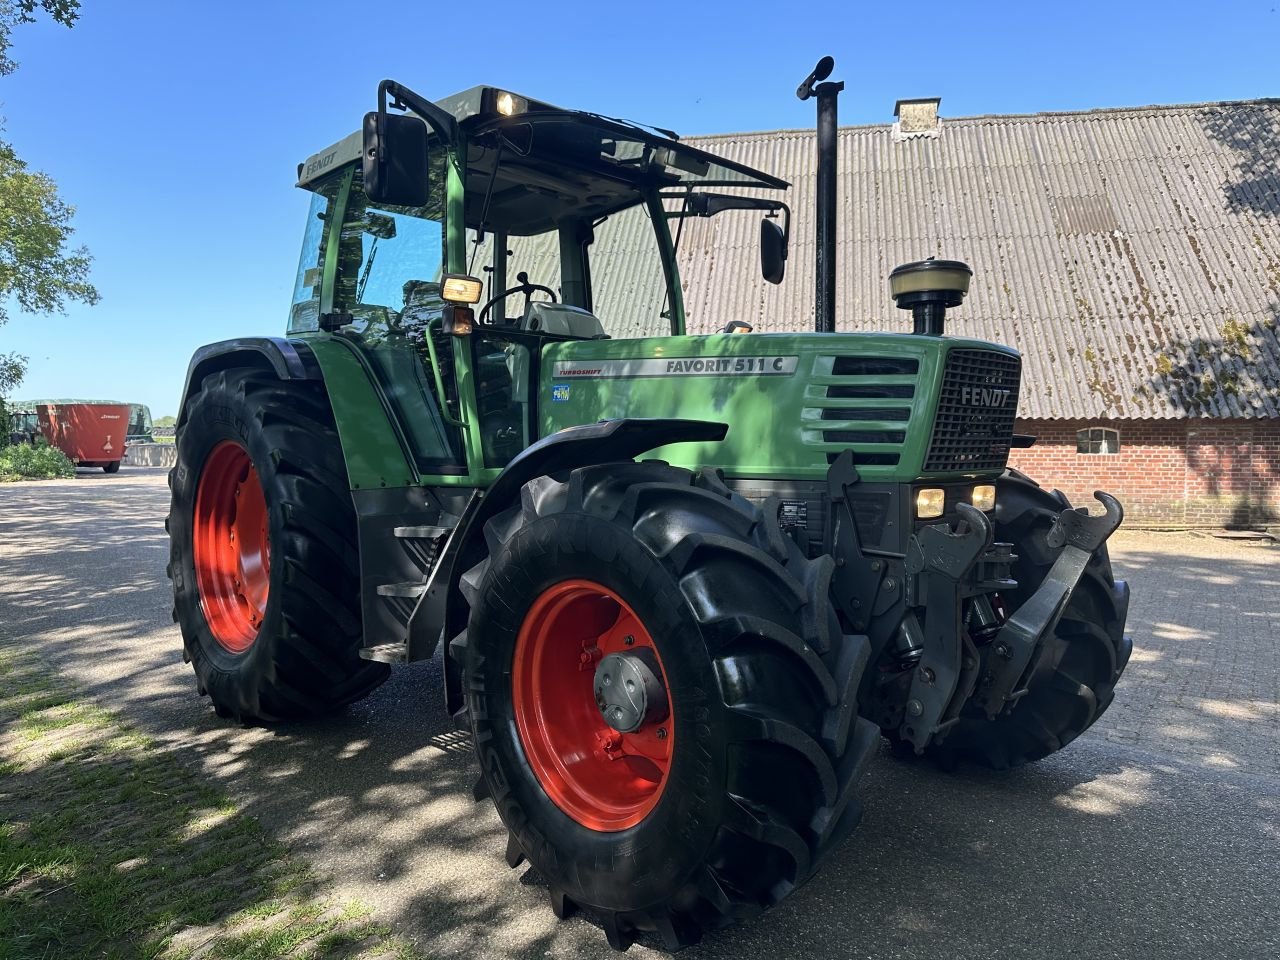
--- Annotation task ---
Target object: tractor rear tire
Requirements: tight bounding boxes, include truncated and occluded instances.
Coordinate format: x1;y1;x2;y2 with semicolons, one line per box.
460;462;879;950
167;369;389;723
925;469;1132;769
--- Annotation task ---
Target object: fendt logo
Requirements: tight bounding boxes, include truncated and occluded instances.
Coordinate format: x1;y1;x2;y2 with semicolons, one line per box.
960;385;1012;408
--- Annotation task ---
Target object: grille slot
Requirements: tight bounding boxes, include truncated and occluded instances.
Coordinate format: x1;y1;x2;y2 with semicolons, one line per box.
823;429;907;444
833;356;919;376
820;406;910;422
827;384;915;399
825;451;901;466
924;349;1021;472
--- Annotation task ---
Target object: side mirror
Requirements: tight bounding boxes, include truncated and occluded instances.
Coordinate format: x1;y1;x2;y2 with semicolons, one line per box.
760;218;787;284
362;111;429;206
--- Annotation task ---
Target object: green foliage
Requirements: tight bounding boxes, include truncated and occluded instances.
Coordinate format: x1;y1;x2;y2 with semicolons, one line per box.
0;1;94;399
154;414;177;428
0;140;99;328
0;440;74;480
1;345;26;398
0;1;81;76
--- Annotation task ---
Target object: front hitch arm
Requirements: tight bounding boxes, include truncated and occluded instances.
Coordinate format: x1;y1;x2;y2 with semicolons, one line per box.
899;504;995;752
971;491;1124;719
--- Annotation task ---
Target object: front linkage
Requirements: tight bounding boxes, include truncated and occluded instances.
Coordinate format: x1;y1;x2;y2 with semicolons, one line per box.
827;452;1127;754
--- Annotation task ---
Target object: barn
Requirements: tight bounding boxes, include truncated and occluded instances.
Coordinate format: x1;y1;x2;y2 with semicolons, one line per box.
675;97;1280;528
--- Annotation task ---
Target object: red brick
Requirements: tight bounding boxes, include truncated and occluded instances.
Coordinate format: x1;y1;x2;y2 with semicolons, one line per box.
1007;419;1280;528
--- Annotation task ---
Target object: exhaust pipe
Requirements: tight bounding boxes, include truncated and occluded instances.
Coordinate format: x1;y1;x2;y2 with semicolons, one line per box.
797;56;844;334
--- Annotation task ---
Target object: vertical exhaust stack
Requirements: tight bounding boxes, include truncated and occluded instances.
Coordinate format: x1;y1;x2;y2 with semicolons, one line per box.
796;57;844;333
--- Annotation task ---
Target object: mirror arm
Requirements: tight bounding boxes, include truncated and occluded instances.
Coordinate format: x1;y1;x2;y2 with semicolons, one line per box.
675;192;791;229
777;200;792;248
378;79;459;145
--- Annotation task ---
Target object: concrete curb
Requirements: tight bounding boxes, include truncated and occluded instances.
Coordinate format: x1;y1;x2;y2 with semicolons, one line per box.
124;443;177;467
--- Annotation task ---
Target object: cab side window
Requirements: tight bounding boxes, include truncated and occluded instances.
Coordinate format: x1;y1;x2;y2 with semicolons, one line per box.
333;160;467;473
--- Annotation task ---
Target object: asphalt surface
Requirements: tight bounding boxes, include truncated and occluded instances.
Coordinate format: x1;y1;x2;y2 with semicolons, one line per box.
2;468;1278;959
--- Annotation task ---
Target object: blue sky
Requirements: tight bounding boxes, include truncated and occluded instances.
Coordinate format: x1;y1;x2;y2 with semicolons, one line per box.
1;0;1276;417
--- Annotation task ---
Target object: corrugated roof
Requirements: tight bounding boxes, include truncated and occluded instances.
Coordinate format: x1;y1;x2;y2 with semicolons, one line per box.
667;99;1280;420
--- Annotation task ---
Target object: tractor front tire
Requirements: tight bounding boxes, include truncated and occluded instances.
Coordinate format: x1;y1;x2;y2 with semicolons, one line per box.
460;462;879;950
103;460;121;474
926;469;1132;769
167;369;389;723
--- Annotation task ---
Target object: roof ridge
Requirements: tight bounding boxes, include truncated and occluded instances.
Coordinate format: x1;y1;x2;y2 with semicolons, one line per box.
684;96;1280;142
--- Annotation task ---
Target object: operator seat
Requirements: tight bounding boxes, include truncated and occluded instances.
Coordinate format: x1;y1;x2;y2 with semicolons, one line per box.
505;304;607;431
521;302;607;339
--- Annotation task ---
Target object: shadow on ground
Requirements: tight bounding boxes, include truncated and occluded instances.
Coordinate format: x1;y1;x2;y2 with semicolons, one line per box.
1;477;1277;959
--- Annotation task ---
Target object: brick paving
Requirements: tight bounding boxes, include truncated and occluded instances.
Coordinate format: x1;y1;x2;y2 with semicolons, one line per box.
1104;529;1280;776
2;472;1278;958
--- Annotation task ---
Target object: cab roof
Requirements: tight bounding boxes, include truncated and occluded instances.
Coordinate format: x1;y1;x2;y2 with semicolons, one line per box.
297;85;788;199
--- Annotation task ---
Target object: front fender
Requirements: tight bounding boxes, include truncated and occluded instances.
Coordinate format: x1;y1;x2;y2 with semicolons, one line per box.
417;417;729;717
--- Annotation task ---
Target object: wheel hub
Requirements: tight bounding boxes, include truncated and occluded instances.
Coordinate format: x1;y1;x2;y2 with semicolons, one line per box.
594;650;668;734
512;579;674;831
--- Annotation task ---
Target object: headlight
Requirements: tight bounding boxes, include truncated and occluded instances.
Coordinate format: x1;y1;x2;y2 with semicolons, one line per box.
972;484;996;512
441;274;483;304
916;488;945;519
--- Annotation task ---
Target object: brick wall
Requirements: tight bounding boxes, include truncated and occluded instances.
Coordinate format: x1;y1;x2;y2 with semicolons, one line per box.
1007;419;1280;528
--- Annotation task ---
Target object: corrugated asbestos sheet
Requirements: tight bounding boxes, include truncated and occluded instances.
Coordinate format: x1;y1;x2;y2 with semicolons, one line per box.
664;100;1280;420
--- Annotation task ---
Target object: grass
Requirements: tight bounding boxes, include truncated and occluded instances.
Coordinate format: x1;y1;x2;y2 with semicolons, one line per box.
0;443;76;482
0;640;419;960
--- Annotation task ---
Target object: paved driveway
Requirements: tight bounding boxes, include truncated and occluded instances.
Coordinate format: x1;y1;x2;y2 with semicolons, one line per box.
1;469;1277;959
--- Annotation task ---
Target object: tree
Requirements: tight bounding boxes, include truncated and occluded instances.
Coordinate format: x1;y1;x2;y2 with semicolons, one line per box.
154;415;177;428
0;2;80;76
0;1;96;398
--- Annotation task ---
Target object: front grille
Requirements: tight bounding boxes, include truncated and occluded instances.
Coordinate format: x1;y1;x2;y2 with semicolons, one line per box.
815;353;920;468
924;349;1021;472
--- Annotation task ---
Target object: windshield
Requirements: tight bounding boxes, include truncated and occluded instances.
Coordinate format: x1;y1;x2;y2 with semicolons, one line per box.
467;198;669;340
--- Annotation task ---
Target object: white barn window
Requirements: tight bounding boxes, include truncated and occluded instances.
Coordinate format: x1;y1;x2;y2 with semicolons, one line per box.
1076;427;1120;455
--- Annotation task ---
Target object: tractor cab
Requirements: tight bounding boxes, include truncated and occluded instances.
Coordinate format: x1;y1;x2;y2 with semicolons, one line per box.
289;87;789;473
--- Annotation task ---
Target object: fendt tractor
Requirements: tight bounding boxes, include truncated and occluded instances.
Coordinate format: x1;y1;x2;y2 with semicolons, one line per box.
168;58;1132;950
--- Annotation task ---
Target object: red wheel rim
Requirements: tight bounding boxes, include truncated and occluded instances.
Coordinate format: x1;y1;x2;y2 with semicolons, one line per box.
193;441;270;654
513;579;674;831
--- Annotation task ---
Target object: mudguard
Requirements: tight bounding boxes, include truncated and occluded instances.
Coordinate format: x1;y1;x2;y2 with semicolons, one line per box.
419;418;729;718
176;338;321;425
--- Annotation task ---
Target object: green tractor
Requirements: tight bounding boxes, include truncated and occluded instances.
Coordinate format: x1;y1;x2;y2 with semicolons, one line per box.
168;58;1131;950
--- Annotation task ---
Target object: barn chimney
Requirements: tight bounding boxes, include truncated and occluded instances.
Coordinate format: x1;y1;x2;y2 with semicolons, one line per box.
893;97;942;137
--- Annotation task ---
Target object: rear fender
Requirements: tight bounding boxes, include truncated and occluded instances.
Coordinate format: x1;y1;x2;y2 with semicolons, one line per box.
176;338;321;425
177;336;415;491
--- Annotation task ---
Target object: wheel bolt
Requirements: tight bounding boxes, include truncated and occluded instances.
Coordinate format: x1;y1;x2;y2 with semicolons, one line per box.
656;727;668;740
623;635;635;646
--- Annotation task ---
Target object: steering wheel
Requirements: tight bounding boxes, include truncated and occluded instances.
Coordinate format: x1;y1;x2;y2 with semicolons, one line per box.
478;271;558;323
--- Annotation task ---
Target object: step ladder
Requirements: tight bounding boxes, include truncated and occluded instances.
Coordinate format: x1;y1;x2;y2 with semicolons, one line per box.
359;522;454;664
